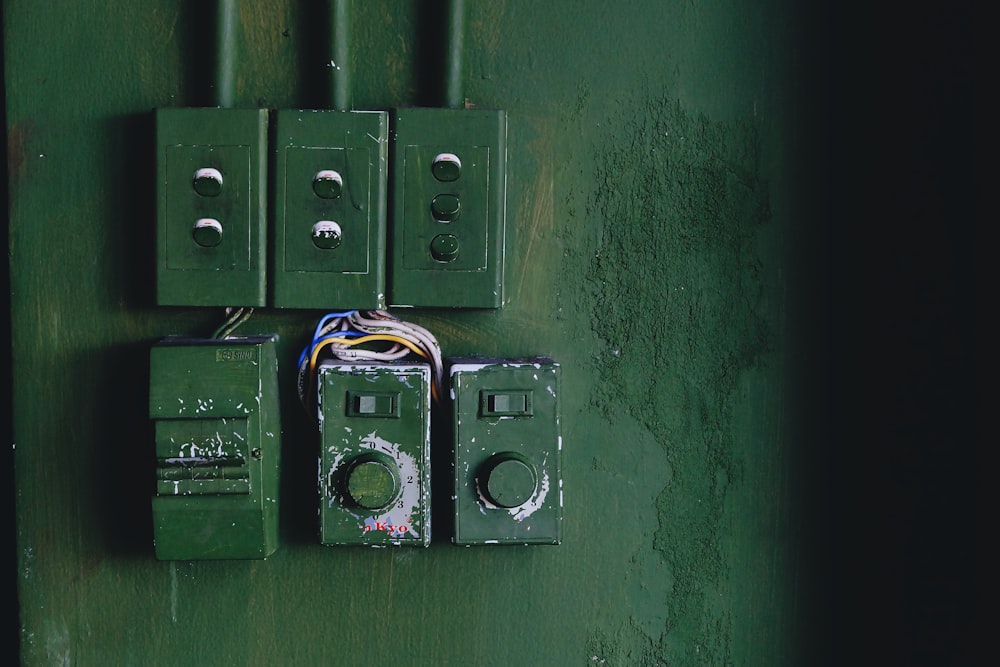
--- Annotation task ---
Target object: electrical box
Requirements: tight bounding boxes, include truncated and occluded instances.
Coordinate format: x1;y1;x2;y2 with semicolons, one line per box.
272;110;388;309
317;361;432;546
149;336;282;560
388;108;507;308
449;358;561;545
155;107;269;307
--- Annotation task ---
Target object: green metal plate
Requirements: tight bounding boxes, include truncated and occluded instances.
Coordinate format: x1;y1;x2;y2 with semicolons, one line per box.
155;108;269;307
149;336;282;560
272;110;388;309
318;362;431;546
388;108;507;308
450;358;562;545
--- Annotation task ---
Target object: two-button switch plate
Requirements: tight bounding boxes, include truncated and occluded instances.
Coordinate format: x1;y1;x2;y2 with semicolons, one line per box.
155;108;269;307
449;358;562;545
272;110;388;309
317;361;432;546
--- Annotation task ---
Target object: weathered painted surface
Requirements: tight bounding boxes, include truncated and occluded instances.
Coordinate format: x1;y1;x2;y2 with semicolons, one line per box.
6;1;812;664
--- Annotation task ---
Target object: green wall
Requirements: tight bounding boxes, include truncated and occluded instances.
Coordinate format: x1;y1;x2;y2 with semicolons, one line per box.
6;1;812;664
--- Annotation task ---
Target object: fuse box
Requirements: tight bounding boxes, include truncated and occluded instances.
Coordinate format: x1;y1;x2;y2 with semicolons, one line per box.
388;108;507;308
449;358;562;545
317;361;431;546
154;108;269;307
272;110;388;309
149;336;282;560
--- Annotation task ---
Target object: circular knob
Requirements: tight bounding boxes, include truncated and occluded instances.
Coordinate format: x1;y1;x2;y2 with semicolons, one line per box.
313;170;343;199
311;220;342;249
431;193;461;222
430;234;460;262
193;167;223;197
343;453;400;510
192;218;223;247
480;452;537;508
431;152;461;182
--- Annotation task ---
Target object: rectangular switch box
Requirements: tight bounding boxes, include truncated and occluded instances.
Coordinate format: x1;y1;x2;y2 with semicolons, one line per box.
388;108;507;308
155;107;269;307
317;361;431;546
272;110;388;309
450;358;562;545
149;336;282;560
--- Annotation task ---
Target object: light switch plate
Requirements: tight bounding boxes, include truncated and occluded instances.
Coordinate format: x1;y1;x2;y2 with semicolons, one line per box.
272;110;388;309
388;108;506;308
155;107;269;307
149;335;282;560
317;361;431;546
449;358;561;545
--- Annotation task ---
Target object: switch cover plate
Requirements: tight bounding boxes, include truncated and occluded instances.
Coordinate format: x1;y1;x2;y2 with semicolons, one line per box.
318;361;431;546
449;358;561;545
149;335;282;560
389;108;506;308
273;110;388;309
155;107;269;307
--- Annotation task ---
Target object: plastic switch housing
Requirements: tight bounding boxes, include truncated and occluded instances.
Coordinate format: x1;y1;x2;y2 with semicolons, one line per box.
389;108;507;308
273;110;388;309
149;336;282;560
449;358;562;545
317;361;431;546
155;107;269;307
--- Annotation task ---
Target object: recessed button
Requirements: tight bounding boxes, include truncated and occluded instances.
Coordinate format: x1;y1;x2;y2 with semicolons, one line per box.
430;234;460;262
313;170;343;199
481;452;537;508
192;218;223;247
431;153;461;182
311;220;342;249
193;167;223;197
431;193;461;221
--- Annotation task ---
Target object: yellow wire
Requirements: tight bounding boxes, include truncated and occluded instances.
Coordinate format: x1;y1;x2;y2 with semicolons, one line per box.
307;334;438;404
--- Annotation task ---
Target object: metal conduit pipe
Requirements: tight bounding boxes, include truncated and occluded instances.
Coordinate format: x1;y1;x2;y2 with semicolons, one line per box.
442;0;465;109
214;0;239;108
329;0;352;110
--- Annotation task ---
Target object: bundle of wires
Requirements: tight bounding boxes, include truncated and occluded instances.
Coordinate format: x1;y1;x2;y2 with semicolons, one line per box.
297;310;444;412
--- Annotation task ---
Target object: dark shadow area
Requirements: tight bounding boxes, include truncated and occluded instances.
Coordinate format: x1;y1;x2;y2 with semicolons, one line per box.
2;10;21;663
415;0;450;108
794;1;976;665
296;1;334;110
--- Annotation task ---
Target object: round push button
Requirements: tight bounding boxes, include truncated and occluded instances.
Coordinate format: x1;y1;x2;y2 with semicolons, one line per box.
192;218;223;247
193;167;223;197
430;234;460;262
431;193;461;222
313;170;343;199
344;453;400;510
311;220;342;249
481;452;537;508
431;152;462;182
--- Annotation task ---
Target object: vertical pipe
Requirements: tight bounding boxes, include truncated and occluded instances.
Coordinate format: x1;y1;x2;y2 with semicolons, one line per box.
442;0;465;108
214;0;239;108
330;0;352;110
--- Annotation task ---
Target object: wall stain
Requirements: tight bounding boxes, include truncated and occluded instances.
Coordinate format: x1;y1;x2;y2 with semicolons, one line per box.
579;92;773;664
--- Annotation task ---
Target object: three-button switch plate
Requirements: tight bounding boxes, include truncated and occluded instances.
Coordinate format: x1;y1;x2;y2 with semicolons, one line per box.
317;361;431;547
449;358;562;545
389;108;507;308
